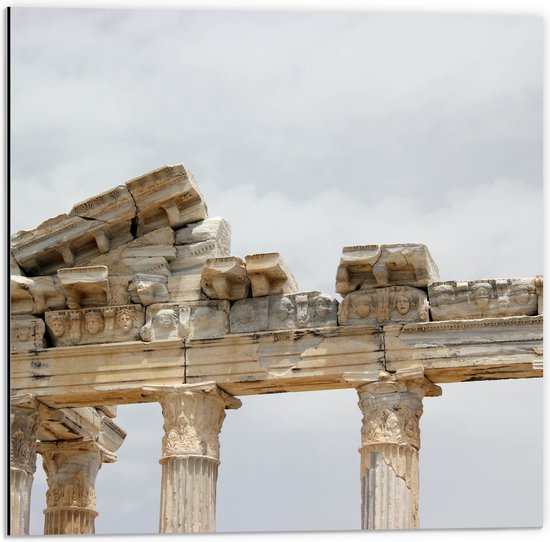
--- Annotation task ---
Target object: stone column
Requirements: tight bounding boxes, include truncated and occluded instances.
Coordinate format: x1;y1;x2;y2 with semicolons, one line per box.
351;368;441;530
37;439;106;535
155;382;241;533
10;395;41;536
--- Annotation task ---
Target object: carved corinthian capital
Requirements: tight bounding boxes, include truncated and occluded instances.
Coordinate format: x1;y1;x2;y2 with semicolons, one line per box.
157;383;241;460
10;396;40;474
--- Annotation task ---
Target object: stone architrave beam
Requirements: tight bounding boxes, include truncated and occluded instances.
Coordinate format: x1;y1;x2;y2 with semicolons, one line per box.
244;253;299;297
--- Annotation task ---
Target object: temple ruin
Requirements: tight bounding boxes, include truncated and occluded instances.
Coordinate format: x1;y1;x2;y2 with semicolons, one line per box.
9;164;543;534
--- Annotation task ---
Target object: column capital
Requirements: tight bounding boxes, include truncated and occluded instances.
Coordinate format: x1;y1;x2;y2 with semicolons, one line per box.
10;395;41;475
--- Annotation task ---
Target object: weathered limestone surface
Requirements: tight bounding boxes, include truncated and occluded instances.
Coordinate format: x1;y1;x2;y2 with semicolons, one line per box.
201;256;251;301
11;316;46;352
126;164;208;235
45;305;145;346
244;253;299;297
174;217;231;252
11;275;66;315
146;383;241;533
129;273;170;306
428;278;538;320
338;286;429;326
57;266;111;309
187;300;230;340
230;292;338;333
336;244;440;295
140;303;191;342
535;275;543;314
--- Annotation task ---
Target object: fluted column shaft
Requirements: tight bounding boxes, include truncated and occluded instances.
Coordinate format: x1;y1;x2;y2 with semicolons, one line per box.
356;369;441;530
10;398;40;536
38;439;102;535
157;383;241;533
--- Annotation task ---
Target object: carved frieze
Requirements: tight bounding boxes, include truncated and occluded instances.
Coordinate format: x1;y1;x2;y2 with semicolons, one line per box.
125;164;208;235
335;244;440;295
230;291;338;333
338;286;429;326
45;305;145;346
171;239;228;276
11;316;46;353
140;303;190;342
201;256;251;301
11;275;66;315
57;266;111;309
244;253;299;297
428;278;538;320
69;184;135;224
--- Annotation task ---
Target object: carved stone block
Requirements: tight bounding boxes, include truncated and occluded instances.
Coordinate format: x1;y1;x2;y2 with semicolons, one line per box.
170;240;227;276
187;300;230;339
11;275;66;315
338;286;429;326
428;278;538;320
167;275;207;303
125;164;208;235
244;253;299;297
57;266;111;309
140;303;190;342
174;217;231;254
45;305;145;346
201;257;251;301
11;213;133;276
129;273;170;306
11;316;46;352
121;256;173;277
69;185;136;224
86;227;175;275
108;276;132;306
230;292;338;333
335;244;440;295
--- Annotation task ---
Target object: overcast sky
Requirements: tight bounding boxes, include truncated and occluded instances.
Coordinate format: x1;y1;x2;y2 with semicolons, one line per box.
8;4;544;538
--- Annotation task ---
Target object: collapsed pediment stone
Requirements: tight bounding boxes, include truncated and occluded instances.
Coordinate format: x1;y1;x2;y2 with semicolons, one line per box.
11;315;46;353
338;286;429;326
428;278;538;320
11;275;66;315
57;266;111;309
201;256;250;301
125;164;208;235
244;253;299;297
230;291;338;333
45;305;145;346
335;244;440;295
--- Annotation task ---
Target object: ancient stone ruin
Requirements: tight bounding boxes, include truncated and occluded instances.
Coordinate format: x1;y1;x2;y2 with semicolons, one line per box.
10;164;543;534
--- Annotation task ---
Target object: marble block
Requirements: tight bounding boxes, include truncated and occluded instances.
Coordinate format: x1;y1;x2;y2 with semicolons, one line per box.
140;303;190;342
187;300;230;339
201;257;250;301
129;273;170;306
57;266;111;309
11;316;46;353
11;275;66;315
45;305;145;346
69;185;136;224
428;278;538;320
244;253;299;297
230;292;338;333
170;240;227;276
335;244;440;295
174;217;231;255
125;164;208;235
167;275;206;303
338;286;429;326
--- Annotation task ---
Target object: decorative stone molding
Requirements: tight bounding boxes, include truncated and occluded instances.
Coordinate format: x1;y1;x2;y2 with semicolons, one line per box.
129;273;170;306
45;305;145;346
125;164;208;235
201;256;251;301
11;315;46;353
69;185;135;224
428;278;538;320
346;368;441;530
140;303;191;342
230;291;338;333
335;244;440;295
57;265;111;309
338;286;429;326
244;253;299;297
10;395;41;536
38;439;105;535
121;245;176;277
174;217;231;254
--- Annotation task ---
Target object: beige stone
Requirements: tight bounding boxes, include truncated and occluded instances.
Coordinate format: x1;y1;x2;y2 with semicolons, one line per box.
335;244;440;295
129;273;170;306
338;286;429;326
140;303;191;342
171;240;226;275
244;252;299;297
125;164;208;235
69;184;135;223
187;300;230;339
201;256;251;301
11;275;66;315
11;316;46;353
428;278;538;320
174;217;231;253
167;275;206;303
57;266;111;309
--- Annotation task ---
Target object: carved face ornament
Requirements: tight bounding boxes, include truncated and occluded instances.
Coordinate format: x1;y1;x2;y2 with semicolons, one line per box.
472;283;492;308
85;312;103;335
155;309;177;328
509;284;531;305
314;297;332;319
395;294;411;315
116;309;134;332
50;317;67;337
